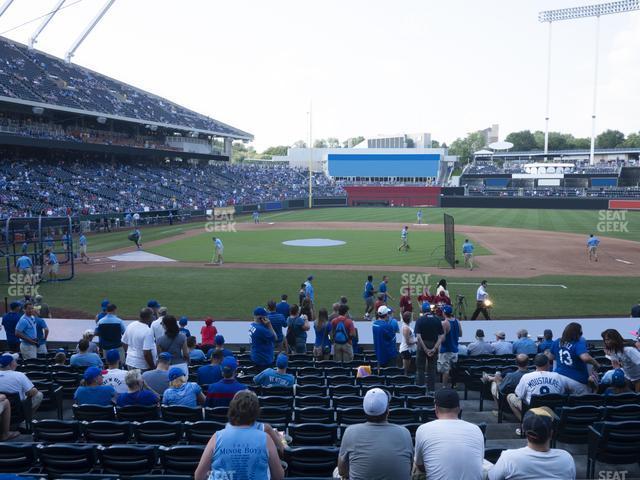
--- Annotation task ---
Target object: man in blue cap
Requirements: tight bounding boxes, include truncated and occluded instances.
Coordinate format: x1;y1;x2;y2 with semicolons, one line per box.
147;300;161;320
197;350;224;385
205;356;247;407
95;299;110;322
95;303;126;360
249;307;276;369
1;302;22;352
179;316;191;337
253;354;295;387
372;306;399;368
74;366;116;406
266;300;287;353
438;305;462;387
413;302;444;391
102;349;128;394
209;334;233;358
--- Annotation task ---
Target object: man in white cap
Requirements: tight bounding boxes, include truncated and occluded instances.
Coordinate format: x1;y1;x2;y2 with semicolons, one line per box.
0;353;43;413
338;388;413;480
491;331;513;355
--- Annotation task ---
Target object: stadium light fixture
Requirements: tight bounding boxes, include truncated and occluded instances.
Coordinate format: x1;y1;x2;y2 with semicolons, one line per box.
65;0;116;63
538;0;640;164
0;0;14;19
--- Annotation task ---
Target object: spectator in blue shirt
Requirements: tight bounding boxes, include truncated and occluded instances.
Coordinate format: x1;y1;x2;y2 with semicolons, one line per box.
179;316;191;337
116;369;159;407
95;299;110;322
197;350;224;386
162;367;205;407
71;339;104;368
537;329;554;353
16;255;33;274
187;336;206;362
313;308;332;360
74;367;116;406
206;356;247;407
250;307;276;368
208;335;234;359
95;303;126;359
35;316;49;354
286;304;310;354
254;354;295;387
379;275;392;303
44;249;59;281
266;300;287;351
275;294;291;319
363;275;376;318
1;302;22;351
372;306;398;368
512;329;538;355
304;276;315;302
15;302;39;359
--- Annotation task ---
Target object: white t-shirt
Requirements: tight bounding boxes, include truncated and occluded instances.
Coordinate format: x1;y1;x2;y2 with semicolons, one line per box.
608;347;640;381
122;321;157;369
488;446;576;480
151;317;165;341
414;419;484;480
476;285;488;301
515;370;567;404
102;368;128;394
0;370;34;400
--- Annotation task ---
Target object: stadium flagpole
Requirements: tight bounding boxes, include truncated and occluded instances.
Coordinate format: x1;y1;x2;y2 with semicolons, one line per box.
589;15;601;166
543;21;552;158
308;101;313;209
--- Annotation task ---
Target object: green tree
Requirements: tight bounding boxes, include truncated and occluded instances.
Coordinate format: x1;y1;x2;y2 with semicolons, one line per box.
505;130;537;151
597;129;625;148
231;142;256;163
342;136;365;148
313;139;328;148
293;140;307;148
448;131;486;163
623;132;640;148
569;137;591;149
326;137;340;148
262;145;289;157
431;140;440;148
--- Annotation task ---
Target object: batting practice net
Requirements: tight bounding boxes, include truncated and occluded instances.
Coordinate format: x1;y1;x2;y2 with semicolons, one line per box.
444;213;455;268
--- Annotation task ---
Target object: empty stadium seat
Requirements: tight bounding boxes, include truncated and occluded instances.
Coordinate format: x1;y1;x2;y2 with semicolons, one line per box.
258;407;292;425
183;421;226;444
335;407;366;425
97;444;158;476
204;406;229;422
116;405;160;422
159;445;205;475
82;420;133;444
73;404;115;421
37;443;98;476
587;421;640;479
288;423;339;446
554;406;604;444
285;446;339;478
603;404;640;422
388;408;421;424
133;421;183;445
0;442;37;474
32;419;81;443
296;407;335;424
259;395;294;409
161;405;203;422
294;395;331;408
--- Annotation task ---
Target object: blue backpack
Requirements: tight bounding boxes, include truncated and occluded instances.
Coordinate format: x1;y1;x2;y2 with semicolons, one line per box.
334;321;348;344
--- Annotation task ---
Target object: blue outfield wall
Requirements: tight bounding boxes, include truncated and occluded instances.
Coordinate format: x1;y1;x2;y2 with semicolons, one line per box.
327;153;440;177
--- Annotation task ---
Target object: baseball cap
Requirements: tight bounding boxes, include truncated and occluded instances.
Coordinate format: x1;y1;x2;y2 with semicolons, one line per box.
253;307;268;317
475;329;485;338
0;353;18;367
205;317;214;326
543;329;553;337
106;349;120;363
611;368;626;387
158;352;173;363
442;305;453;315
221;356;238;373
522;406;555;443
214;334;225;345
495;331;506;339
101;299;110;310
421;302;431;313
276;354;288;369
147;299;160;308
363;388;389;416
83;366;103;383
179;316;188;326
534;353;549;367
9;301;21;310
83;329;94;337
377;305;392;316
435;388;460;409
307;275;314;281
168;367;185;381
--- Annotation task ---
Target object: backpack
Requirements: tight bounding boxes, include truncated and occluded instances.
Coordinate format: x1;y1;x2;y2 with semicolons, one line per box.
286;317;297;347
334;321;348;344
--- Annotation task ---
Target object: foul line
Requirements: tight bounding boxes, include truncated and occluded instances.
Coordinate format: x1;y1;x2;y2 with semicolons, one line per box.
615;258;634;265
448;282;568;289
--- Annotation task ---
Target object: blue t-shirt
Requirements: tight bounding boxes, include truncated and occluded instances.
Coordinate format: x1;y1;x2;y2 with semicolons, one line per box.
253;368;295;387
35;317;48;346
189;349;206;362
116;390;158;407
48;252;58;264
512;337;538;355
305;281;314;301
179;327;191;337
205;379;247;408
74;385;115;406
314;322;331;349
2;312;21;344
215;238;223;249
162;382;202;407
16;256;32;270
372;319;397;365
207;347;234;359
463;242;474;254
379;281;388;300
363;281;375;299
440;319;460;353
276;301;291;318
212;425;269;479
197;364;223;386
552;337;589;384
70;352;104;368
287;316;307;344
538;339;554;353
44;236;54;248
15;314;38;344
587;237;600;247
79;235;87;246
250;322;275;366
267;312;287;342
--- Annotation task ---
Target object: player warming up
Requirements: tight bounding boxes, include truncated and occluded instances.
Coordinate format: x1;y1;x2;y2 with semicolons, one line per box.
212;237;224;265
398;225;410;251
416;209;423;224
462;238;474;270
128;228;142;250
587;234;600;262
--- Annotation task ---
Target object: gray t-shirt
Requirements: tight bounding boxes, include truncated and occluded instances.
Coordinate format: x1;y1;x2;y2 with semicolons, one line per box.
157;333;187;365
339;422;413;480
142;369;170;395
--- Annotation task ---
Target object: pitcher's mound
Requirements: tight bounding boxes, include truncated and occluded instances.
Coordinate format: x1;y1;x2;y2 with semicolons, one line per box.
108;251;176;262
282;238;346;247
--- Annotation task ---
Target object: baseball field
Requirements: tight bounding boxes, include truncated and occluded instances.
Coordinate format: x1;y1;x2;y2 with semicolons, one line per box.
28;206;640;320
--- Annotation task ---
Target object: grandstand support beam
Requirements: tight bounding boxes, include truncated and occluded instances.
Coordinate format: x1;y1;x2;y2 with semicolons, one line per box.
308;102;313;208
64;0;116;63
543;21;552;157
589;15;601;166
28;0;66;49
0;0;14;18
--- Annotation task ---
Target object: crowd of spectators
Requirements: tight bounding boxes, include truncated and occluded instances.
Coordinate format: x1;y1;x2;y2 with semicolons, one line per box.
467;185;640;198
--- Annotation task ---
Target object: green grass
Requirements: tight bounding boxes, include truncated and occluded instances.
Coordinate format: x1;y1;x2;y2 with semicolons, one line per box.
260;207;640;241
36;267;640;320
85;224;191;253
147;229;490;266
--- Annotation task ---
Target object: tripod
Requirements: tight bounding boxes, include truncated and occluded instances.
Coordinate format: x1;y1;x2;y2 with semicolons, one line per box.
454;295;468;320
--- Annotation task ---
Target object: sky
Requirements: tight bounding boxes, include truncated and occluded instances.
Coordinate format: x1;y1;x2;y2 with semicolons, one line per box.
0;0;638;151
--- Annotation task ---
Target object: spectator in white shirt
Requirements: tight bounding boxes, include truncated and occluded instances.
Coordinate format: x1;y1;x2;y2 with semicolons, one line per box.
150;306;168;341
488;406;575;480
101;349;128;394
414;388;484;480
509;353;566;421
0;353;43;412
471;280;490;320
122;307;157;371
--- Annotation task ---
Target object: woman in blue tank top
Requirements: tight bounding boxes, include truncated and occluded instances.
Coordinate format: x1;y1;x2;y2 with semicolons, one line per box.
195;390;284;480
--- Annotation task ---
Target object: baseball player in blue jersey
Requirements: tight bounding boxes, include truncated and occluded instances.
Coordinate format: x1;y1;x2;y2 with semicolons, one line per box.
417;209;423;224
398;226;410;252
212;237;224;265
587;234;600;262
79;234;89;264
462;238;475;270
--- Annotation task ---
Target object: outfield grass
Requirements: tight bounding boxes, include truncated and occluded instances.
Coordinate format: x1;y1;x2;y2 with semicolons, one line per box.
147;229;490;266
261;207;640;241
36;267;640;320
86;224;190;253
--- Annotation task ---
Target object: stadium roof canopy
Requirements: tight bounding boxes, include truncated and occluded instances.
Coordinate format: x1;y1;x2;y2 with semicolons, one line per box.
477;147;640;160
0;36;252;141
